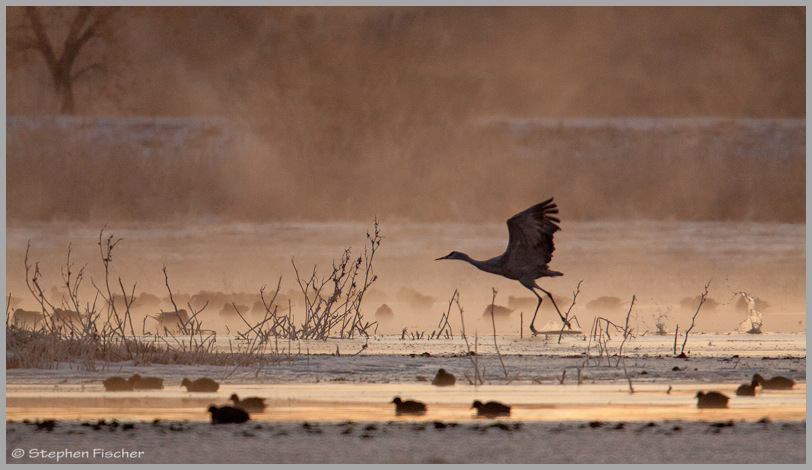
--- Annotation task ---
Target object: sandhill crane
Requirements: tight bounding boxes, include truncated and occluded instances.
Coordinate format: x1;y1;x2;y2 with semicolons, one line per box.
436;198;568;333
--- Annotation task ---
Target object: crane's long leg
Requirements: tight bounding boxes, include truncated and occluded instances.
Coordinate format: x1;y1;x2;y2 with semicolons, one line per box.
527;284;572;335
538;286;571;329
528;288;543;335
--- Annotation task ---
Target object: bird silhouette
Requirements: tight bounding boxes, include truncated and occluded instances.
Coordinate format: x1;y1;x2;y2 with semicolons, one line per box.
735;382;757;396
130;374;164;390
695;391;729;408
436;198;568;333
103;376;134;391
181;377;220;392
752;373;794;390
207;405;249;424
431;368;456;386
392;397;427;416
229;393;267;413
472;400;511;418
736;375;759;396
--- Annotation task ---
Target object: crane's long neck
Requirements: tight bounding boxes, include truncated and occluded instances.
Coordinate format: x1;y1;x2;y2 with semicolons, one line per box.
457;252;502;275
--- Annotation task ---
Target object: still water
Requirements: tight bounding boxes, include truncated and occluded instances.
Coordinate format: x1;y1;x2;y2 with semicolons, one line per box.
7;382;805;423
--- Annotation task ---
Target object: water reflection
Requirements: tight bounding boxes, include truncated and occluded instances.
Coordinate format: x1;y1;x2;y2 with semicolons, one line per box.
7;383;804;423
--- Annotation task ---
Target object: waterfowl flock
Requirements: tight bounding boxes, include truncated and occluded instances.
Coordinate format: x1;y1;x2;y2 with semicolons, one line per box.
98;369;797;424
695;372;795;408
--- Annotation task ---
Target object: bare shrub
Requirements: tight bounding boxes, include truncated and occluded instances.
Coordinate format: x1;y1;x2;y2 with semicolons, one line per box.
291;219;381;340
8;228;290;371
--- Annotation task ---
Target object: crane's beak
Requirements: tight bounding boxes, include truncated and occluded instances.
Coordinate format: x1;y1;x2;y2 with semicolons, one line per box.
435;254;450;261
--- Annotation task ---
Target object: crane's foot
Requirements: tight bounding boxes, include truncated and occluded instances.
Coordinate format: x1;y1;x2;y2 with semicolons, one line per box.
528;300;542;335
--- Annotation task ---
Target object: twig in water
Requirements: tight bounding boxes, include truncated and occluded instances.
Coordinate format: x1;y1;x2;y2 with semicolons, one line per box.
557;280;584;344
436;289;456;338
489;288;508;377
614;295;636;367
454;290;482;385
673;324;679;355
679;281;710;357
520;312;523;339
621;357;634;393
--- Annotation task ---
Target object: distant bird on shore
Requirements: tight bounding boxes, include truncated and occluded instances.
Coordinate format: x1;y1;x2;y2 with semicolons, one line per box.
695;391;729;408
229;393;267;413
130;374;164;389
472;400;511;418
436;198;568;333
481;304;514;318
431;368;456;386
392;397;427;416
207;405;249;424
150;309;190;334
103;376;134;391
753;374;794;390
181;377;220;392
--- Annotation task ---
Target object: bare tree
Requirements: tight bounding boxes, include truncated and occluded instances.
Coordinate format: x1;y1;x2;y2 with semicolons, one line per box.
8;6;120;114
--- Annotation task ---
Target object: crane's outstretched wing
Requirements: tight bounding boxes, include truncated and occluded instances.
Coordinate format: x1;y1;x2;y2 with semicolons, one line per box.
504;198;561;267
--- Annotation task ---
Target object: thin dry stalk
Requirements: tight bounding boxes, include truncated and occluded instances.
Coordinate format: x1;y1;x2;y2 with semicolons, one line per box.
489;288;508;378
673;324;679;355
435;289;456;339
454;290;482;385
557;280;584;343
621;357;634;393
614;295;636;367
587;316;623;366
679;281;710;357
520;312;523;339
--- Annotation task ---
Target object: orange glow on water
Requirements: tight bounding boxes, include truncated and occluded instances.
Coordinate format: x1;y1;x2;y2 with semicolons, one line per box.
6;382;804;423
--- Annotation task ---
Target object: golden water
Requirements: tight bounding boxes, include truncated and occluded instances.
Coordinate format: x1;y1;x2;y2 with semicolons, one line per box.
6;382;805;423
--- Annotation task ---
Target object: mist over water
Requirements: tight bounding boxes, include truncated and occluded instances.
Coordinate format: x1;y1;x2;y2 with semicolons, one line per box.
5;116;805;223
7;219;805;336
5;7;805;336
